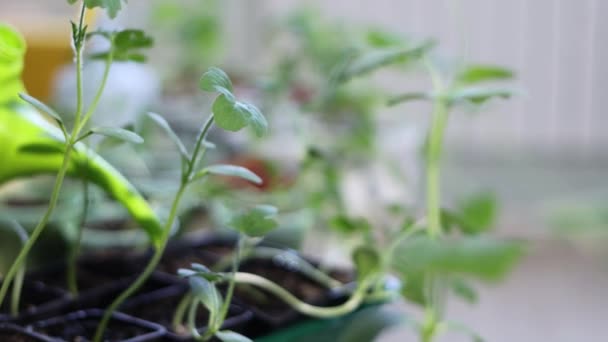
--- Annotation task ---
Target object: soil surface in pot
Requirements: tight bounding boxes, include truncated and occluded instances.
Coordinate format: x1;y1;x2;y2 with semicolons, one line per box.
0;323;51;342
0;281;66;319
0;331;39;342
33;310;161;342
26;251;148;294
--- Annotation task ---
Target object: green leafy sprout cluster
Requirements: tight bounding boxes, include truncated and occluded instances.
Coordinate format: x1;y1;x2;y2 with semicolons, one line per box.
0;2;525;342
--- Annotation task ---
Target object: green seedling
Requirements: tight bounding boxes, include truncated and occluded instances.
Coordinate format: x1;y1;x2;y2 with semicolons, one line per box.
93;65;270;339
0;3;161;308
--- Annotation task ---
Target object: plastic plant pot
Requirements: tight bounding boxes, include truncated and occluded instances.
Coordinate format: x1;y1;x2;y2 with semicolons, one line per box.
30;309;165;342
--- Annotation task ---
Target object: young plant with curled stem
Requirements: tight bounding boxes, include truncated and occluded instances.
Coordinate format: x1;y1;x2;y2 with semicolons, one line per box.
93;67;270;341
0;1;157;307
178;229;397;341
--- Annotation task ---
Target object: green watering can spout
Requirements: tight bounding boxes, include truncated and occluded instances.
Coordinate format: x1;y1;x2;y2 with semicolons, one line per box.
0;23;163;248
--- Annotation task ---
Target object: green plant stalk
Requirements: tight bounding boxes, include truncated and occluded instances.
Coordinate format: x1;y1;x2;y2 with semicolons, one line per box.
421;307;438;342
172;292;193;333
213;236;244;335
94;116;215;342
420;60;450;342
93;184;186;342
228;272;373;318
67;176;89;296
0;150;72;308
189;299;203;340
0;5;114;308
7;222;28;316
425;97;449;238
10;264;24;316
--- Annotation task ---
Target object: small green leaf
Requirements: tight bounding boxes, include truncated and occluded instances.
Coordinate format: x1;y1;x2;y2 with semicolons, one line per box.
330;215;371;234
84;0;125;19
212;94;247;132
19;143;65;154
178;269;197;277
240;102;268;137
189;263;225;282
387;92;430;106
19;93;64;125
353;245;381;281
229;207;278;237
456;65;514;85
199;164;262;184
451;277;478;304
90;126;144;144
66;0;78;4
366;29;405;48
457;192;497;234
114;29;153;50
449;87;515;105
215;330;252;342
189;276;222;316
212;96;268;137
339;40;435;82
200;67;233;93
392;236;525;281
90;29;153;63
146;112;189;160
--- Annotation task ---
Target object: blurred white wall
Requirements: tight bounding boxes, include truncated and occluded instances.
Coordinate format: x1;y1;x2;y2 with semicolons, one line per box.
263;0;606;162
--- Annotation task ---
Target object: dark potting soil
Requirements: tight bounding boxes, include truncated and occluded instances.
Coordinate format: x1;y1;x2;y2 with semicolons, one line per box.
0;281;67;319
26;252;148;293
0;324;53;342
0;331;40;342
33;310;163;342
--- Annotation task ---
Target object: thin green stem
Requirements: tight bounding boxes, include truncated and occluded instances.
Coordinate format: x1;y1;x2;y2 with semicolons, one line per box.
426;98;449;239
93;184;186;342
72;2;87;130
229;272;372;319
188;299;203;340
67;176;89;296
216;236;243;329
7;221;28;316
10;265;24;316
94;115;214;341
172;292;193;333
186;116;215;180
421;307;438;342
75;49;114;134
0;4;91;310
0;148;74;308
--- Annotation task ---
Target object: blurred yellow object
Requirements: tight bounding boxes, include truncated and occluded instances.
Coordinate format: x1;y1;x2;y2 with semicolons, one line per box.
0;4;96;101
